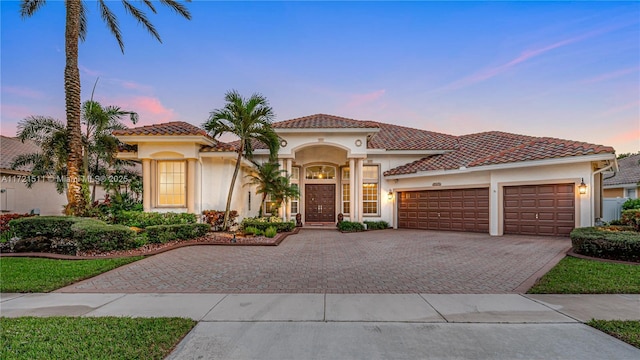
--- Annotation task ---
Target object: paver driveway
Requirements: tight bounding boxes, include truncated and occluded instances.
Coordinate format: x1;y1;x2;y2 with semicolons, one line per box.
57;229;570;294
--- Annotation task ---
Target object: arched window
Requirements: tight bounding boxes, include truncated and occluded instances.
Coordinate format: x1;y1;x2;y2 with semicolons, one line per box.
305;165;336;180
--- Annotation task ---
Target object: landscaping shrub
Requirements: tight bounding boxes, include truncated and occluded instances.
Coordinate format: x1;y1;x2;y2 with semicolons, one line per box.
202;210;239;231
241;217;295;233
571;227;640;262
0;213;34;233
364;220;389;230
71;219;137;252
145;223;209;244
622;198;640;210
9;216;84;239
338;221;365;232
115;211;197;228
243;226;258;235
621;209;640;231
265;226;277;238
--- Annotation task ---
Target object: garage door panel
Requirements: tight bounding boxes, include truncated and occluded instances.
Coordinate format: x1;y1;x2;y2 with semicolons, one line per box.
398;188;489;233
503;183;575;236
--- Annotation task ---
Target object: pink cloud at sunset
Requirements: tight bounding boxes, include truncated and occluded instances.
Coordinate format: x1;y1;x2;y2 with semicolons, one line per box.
345;89;386;108
121;96;179;125
442;24;629;92
2;86;45;99
581;67;640;84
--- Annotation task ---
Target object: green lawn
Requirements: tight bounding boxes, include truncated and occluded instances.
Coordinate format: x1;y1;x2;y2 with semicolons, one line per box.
0;257;143;292
527;256;640;294
588;320;640;349
1;317;195;360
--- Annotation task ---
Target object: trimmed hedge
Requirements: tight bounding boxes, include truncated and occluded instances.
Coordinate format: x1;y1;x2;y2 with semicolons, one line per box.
145;223;209;244
114;211;197;228
241;218;295;233
9;216;85;239
364;221;389;230
571;227;640;263
71;219;137;252
0;213;35;233
338;221;365;232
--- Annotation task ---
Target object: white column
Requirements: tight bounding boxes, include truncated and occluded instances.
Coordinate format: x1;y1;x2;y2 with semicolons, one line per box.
285;159;292;221
349;158;355;221
356;159;364;222
187;158;196;214
142;159;151;212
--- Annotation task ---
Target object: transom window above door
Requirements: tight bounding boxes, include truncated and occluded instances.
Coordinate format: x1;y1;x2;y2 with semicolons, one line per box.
305;165;336;180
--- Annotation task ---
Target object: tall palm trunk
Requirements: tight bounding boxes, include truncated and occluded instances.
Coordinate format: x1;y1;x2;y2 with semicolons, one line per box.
223;143;244;231
64;0;85;215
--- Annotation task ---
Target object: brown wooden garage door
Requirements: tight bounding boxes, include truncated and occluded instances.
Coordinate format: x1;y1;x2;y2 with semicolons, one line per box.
398;188;489;232
503;184;575;236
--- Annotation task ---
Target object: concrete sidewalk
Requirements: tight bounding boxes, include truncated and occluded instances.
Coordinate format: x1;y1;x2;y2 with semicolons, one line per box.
2;293;639;359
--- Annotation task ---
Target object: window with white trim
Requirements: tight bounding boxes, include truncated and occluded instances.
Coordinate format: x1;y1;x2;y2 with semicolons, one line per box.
291;167;300;214
157;160;186;207
341;167;350;214
362;165;379;215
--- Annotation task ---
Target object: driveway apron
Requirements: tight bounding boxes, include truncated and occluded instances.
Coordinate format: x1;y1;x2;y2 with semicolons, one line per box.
56;229;570;294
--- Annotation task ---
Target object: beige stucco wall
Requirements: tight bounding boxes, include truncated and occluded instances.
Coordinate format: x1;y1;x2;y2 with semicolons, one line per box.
604;188;624;198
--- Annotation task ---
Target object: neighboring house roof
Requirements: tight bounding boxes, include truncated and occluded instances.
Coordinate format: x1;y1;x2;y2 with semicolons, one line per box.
0;135;41;172
604;154;640;186
384;132;615;176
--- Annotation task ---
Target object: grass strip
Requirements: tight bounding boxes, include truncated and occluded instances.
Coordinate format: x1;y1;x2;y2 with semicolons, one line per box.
0;257;143;292
1;316;195;360
527;256;640;294
588;320;640;349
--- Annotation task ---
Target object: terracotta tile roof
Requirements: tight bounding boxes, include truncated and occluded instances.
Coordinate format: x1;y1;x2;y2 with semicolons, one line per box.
0;136;41;171
604;153;640;186
200;142;237;152
273;114;379;129
367;122;458;150
112;121;211;138
384;132;615;176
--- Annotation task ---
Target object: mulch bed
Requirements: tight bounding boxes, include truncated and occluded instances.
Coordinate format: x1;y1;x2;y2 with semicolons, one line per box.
0;228;300;260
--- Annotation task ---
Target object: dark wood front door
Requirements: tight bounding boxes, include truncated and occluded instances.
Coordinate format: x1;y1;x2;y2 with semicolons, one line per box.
305;184;335;222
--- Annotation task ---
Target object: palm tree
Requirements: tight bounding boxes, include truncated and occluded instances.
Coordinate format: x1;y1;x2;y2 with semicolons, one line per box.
203;90;280;230
19;0;192;215
82;99;138;202
244;161;284;217
11;116;69;194
271;174;300;215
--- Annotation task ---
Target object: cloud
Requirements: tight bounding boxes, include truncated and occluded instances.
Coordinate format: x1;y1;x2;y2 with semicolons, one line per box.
114;96;178;124
581;66;640;84
2;86;45;99
345;89;386;108
599;100;640;116
441;24;630;92
79;65;102;77
120;80;154;93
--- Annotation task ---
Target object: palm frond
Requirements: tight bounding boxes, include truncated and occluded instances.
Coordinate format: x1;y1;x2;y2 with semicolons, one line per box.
98;0;124;52
79;0;87;41
10;153;42;171
159;0;192;20
20;0;46;18
142;0;157;13
122;0;162;43
16;116;66;145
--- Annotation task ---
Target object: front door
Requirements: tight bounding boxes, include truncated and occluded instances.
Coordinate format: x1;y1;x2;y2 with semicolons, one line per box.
305;184;335;222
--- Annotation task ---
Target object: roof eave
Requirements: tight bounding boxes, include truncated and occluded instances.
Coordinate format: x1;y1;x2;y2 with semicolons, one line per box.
385;153;617;180
275;128;380;134
116;135;215;146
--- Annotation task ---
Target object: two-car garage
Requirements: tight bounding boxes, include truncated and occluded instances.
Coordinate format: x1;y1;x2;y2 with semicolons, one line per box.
397;183;576;236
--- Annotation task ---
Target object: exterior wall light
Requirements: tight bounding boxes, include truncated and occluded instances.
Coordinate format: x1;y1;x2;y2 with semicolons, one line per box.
388;190;393;200
578;178;587;195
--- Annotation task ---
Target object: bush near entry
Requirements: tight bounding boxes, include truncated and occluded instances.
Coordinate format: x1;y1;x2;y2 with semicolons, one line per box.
364;221;389;230
241;217;295;233
621;209;640;231
114;211;198;228
145;223;209;244
571;227;640;263
338;221;365;232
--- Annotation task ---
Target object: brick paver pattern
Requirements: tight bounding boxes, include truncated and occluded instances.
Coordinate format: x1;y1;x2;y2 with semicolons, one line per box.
56;229;570;294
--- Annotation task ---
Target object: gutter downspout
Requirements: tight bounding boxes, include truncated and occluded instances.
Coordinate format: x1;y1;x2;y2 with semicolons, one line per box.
590;160;617;225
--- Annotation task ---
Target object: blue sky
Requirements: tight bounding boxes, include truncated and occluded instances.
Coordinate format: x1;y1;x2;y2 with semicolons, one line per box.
2;1;639;153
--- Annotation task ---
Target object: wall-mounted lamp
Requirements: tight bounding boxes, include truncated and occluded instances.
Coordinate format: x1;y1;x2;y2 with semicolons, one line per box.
578;178;587;195
387;190;393;200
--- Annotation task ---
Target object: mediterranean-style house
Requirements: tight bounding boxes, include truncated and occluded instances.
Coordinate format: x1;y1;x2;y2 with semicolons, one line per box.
113;114;617;236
